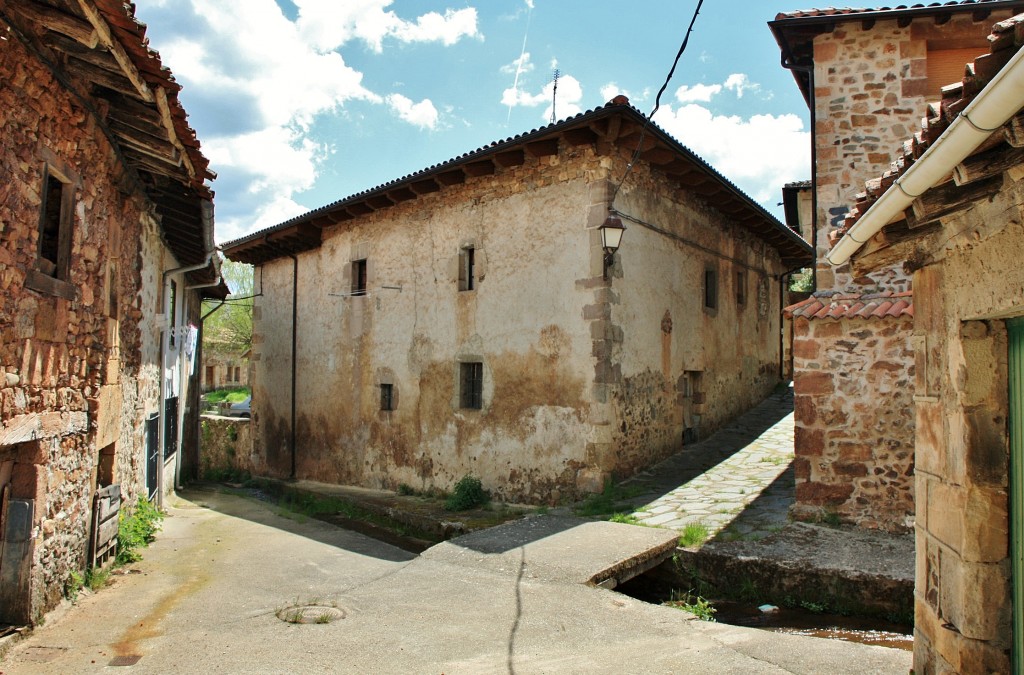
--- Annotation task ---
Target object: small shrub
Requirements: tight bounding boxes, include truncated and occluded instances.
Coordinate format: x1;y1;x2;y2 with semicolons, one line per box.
226;425;238;443
609;512;641;525
396;483;416;496
444;475;489;511
66;570;84;602
117;497;165;565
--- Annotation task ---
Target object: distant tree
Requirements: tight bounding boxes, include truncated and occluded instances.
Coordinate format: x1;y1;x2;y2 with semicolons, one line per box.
203;258;253;355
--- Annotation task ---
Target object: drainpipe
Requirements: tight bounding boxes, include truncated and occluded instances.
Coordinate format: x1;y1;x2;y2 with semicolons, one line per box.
828;46;1024;266
288;254;298;479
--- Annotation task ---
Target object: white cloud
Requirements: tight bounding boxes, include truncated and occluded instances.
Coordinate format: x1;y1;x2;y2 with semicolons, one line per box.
675;83;722;104
653;103;810;206
134;0;478;241
724;73;759;99
501;52;534;76
294;0;480;53
502;72;583;122
387;94;439;129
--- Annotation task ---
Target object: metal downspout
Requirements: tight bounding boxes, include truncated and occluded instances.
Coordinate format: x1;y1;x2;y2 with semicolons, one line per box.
288;254;298;479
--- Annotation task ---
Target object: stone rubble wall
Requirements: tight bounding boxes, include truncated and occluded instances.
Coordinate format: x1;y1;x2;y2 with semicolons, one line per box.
199;416;254;480
791;315;915;532
0;23;169;624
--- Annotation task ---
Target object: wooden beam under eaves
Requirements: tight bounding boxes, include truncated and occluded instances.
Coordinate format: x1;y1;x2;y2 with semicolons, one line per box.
493;149;525;168
387;186;418;201
464;160;495;177
76;0;154;102
16;2;98;47
563;127;598;146
525;139;559;158
410;178;440;195
434;171;465;187
366;194;394;210
641;147;676;166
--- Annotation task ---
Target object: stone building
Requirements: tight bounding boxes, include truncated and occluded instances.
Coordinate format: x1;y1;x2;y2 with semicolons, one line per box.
771;1;1024;531
0;1;221;625
222;99;812;504
829;12;1024;672
201;349;250;393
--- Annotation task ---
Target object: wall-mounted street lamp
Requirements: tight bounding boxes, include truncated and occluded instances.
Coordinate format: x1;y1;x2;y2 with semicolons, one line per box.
599;213;626;280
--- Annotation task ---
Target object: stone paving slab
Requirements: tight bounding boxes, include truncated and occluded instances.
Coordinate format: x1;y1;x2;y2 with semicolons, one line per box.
625;385;796;542
421;515;679;588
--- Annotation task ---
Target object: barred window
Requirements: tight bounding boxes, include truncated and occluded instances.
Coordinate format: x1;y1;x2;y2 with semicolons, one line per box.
459;362;483;410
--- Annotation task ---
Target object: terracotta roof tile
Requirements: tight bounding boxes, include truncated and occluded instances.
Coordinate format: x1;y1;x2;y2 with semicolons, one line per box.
833;12;1024;241
776;1;1013;20
784;291;914;319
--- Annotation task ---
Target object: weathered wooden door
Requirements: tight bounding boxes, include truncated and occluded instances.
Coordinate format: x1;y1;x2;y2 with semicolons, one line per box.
1009;316;1024;673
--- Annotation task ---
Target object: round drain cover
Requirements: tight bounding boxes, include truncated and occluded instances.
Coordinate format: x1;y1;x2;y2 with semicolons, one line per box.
277;603;346;624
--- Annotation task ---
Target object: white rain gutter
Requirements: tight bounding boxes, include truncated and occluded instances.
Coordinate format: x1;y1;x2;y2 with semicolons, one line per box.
828;43;1024;266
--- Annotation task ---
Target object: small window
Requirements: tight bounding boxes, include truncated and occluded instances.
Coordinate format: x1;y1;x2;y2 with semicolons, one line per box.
234;366;241;381
736;271;746;306
458;247;475;292
704;269;718;310
380;383;395;411
459;362;483;410
205;365;214;384
351;259;367;296
38;169;73;280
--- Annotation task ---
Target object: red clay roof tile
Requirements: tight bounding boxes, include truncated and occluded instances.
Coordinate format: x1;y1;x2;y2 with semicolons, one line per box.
784;291;914;319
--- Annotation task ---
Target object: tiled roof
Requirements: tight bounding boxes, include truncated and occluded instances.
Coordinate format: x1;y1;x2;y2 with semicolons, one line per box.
785;290;914;319
832;12;1024;244
776;1;1013;20
223;99;814;269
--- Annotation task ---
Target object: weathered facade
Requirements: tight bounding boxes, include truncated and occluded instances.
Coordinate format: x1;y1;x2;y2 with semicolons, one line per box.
0;1;220;625
831;11;1024;673
224;101;811;504
772;2;1024;531
201;350;249;393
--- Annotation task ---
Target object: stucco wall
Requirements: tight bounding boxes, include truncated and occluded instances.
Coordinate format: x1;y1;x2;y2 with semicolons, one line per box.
790;315;915;532
249;141;787;503
0;28;185;623
908;184;1024;675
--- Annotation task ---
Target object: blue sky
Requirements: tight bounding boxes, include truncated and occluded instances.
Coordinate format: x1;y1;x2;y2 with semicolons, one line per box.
133;1;811;244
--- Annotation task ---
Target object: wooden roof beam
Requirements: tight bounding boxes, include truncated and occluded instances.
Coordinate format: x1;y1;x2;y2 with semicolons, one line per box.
563;127;598;146
345;202;374;216
75;0;154;102
641;147;677;166
464;159;496;177
434;170;466;187
387;186;418;201
410;178;441;195
525;139;559;158
366;194;395;210
16;2;98;47
494;149;525;168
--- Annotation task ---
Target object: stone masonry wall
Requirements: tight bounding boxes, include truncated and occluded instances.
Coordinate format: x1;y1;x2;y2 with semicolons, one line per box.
811;12;1010;292
0;24;158;623
791;315;915;532
199;415;254;480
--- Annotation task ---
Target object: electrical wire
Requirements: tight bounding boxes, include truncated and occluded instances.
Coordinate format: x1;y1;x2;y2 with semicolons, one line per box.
611;0;706;205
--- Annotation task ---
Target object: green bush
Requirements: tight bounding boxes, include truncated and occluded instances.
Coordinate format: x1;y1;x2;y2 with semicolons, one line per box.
117;497;165;565
444;475;489;511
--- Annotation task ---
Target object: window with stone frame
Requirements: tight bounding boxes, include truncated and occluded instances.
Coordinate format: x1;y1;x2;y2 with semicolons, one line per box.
458;246;475;291
704;268;718;311
380;383;395;411
351;259;368;296
37;166;74;280
459;362;483;410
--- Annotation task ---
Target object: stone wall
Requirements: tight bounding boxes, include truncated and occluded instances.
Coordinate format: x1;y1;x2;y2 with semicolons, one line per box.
904;182;1024;675
791;314;915;532
249;141;787;504
0;21;184;624
809;11;1007;291
199;415;255;480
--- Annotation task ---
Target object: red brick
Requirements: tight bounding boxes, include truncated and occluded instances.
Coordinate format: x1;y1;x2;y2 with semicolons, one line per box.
793;338;820;360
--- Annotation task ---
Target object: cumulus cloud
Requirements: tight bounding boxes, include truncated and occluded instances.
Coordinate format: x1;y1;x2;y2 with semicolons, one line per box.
387;94;440;129
501;52;534;76
134;0;479;241
654;104;809;205
675;83;723;104
724;73;759;99
502;70;584;122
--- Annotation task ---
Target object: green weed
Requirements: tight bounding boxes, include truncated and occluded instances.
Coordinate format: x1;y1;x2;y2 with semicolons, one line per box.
678;521;709;547
116;497;165;565
608;512;641;525
574;478;644;517
668;589;716;622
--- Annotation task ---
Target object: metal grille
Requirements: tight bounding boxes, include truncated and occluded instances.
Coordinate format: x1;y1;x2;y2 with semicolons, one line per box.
460;362;483;410
380;384;394;411
164;396;178;459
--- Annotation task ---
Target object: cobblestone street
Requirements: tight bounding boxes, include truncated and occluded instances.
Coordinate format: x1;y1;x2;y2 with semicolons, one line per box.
626;385;795;541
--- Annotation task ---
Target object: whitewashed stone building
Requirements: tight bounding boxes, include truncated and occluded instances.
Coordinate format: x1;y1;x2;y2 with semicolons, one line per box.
223;98;811;504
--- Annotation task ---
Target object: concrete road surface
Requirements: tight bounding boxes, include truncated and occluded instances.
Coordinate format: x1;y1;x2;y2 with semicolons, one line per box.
0;488;912;674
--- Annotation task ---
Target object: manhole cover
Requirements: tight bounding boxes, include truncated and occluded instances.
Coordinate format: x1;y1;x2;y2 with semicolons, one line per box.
276;603;345;625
